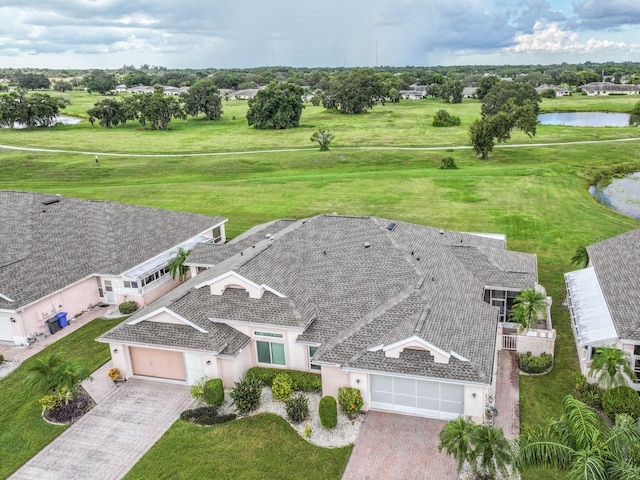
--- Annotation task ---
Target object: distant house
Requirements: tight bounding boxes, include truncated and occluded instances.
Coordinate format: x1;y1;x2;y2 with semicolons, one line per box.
581;82;640;96
114;84;127;93
535;84;570;96
128;85;155;94
231;88;260;100
462;87;478;98
100;215;555;423
399;90;425;100
0;191;226;346
565;228;640;391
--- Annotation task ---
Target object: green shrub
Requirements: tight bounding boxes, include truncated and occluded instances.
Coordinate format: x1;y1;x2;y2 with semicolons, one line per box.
602;386;640;421
572;373;604;410
0;354;4;363
539;89;556;99
319;395;338;429
518;352;553;374
439;157;458;170
272;373;294;401
39;394;62;411
338;387;363;416
179;406;236;425
118;300;138;315
285;394;309;423
230;377;262;414
203;378;224;407
246;367;322;392
433;109;461;127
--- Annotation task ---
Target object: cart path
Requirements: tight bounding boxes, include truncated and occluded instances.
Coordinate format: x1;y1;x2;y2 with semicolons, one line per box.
0;136;639;158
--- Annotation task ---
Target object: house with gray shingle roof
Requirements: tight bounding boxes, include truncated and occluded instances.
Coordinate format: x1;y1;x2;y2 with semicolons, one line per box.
0;191;226;346
99;214;553;422
565;228;640;391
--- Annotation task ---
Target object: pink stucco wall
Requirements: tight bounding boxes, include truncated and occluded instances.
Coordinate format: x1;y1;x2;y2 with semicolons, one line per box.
321;365;349;399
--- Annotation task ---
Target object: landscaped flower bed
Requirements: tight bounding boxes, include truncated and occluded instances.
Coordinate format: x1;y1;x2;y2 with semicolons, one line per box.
42;387;95;425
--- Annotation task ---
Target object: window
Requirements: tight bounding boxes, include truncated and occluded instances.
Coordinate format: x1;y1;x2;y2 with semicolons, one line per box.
309;346;321;371
207;226;223;244
140;266;170;287
123;280;139;289
256;341;285;365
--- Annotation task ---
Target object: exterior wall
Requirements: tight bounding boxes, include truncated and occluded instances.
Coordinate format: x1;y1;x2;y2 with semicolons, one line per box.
385;342;448;363
516;328;556;356
226;323;304;371
218;347;253;388
12;276;100;345
109;343;130;378
464;385;486;423
321;365;349;399
140;274;189;306
349;372;369;410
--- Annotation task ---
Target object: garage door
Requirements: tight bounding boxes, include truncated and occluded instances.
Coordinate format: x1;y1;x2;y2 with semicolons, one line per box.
130;347;186;381
370;374;464;419
0;315;14;343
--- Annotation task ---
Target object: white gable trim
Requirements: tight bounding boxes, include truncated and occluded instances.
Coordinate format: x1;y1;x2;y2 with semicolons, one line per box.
127;307;208;333
383;336;450;359
194;270;285;299
0;292;15;303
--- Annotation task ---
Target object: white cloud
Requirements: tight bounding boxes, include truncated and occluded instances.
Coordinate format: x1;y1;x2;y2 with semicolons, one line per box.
507;21;639;54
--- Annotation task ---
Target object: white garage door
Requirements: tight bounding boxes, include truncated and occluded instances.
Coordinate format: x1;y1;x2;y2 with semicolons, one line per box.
370;374;464;419
0;315;14;343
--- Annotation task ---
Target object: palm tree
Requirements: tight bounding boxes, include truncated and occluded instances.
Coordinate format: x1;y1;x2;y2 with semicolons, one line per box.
517;395;640;480
589;346;637;389
571;245;589;268
25;354;64;394
168;247;191;282
54;360;91;404
511;288;547;330
472;424;513;479
438;416;476;471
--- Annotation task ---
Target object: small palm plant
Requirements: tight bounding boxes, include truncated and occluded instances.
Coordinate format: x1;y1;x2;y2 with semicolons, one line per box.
511;288;547;330
26;354;91;405
588;346;637;389
310;129;334;151
571;245;589;268
168;247;191;282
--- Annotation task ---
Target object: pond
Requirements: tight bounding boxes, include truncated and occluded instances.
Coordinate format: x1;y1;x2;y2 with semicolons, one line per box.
590;173;640;220
538;112;634;127
5;114;82;129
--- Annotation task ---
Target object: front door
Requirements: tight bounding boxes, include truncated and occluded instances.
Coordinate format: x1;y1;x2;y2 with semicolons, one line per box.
101;279;116;304
0;315;14;343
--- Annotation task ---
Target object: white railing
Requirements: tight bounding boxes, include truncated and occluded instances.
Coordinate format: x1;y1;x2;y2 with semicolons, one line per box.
502;334;517;350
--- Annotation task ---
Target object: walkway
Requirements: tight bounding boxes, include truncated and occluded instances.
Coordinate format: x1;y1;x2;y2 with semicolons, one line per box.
494;350;520;439
10;379;193;480
342;411;457;480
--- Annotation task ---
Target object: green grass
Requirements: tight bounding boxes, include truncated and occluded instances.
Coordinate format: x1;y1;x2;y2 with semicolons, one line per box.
0;317;126;479
3;91;640;479
124;413;352;480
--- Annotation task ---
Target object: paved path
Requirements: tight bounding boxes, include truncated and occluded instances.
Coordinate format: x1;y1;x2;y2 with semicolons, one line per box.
10;379;193;480
494;350;520;439
342;411;457;480
1;136;639;158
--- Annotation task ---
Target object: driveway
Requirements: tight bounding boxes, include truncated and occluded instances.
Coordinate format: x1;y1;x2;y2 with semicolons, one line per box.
342;411;457;480
10;379;193;480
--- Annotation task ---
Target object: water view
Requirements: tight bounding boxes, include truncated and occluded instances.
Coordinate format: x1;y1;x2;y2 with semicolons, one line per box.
590;172;640;220
5;115;82;129
538;112;632;127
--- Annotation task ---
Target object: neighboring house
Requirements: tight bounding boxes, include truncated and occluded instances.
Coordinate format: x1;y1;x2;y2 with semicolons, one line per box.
565;229;640;391
114;84;127;93
399;90;425;100
99;215;554;422
535;84;571;96
231;88;260;100
128;85;155;94
462;87;478;98
581;82;640;96
0;191;226;346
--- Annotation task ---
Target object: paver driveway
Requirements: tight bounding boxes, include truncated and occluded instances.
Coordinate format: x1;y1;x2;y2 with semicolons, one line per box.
342;411;457;480
10;379;193;480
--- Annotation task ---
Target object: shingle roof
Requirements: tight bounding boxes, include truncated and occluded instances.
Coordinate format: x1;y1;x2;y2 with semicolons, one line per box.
0;191;226;309
103;215;537;385
586;228;640;340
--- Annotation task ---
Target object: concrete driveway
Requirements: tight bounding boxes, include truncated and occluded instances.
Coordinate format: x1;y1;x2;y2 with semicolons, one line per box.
342;411;458;480
10;379;193;480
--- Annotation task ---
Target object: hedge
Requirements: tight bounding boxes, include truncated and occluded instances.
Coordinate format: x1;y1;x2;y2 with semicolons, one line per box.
118;300;138;315
602;386;640;421
180;406;236;426
246;367;322;392
319;396;337;429
203;378;224;407
518;352;553;374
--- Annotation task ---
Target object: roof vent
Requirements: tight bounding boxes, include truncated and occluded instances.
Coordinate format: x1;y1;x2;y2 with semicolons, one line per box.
332;212;337;216
439;230;444;235
265;233;272;239
364;242;371;248
42;198;60;205
387;222;397;231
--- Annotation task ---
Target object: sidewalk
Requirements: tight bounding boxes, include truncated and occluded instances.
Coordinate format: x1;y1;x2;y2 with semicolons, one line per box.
0;306;110;379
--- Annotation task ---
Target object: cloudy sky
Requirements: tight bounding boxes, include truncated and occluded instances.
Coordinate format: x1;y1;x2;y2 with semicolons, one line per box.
1;0;639;69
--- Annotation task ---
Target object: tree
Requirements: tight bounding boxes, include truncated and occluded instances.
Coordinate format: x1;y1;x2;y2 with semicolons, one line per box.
0;90;67;128
87;98;127;128
84;70;117;94
123;71;152;87
475;76;500;100
438;416;476;471
571;245;589;268
517;395;640;480
168;248;191;282
25;354;90;404
181;78;222;120
53;81;73;92
438;77;464;103
589;347;637;389
124;88;185;130
14;72;50;90
246;82;304;130
323;69;382;114
433;109;461;127
469;119;495;160
310;129;334;151
511;288;547;330
481;81;540;118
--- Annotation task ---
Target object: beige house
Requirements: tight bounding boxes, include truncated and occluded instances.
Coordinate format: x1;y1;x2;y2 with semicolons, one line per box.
581;82;640;96
100;215;554;422
0;191;226;346
565;229;640;391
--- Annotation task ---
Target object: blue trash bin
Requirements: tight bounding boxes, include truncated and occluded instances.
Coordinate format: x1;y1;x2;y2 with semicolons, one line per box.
55;312;68;328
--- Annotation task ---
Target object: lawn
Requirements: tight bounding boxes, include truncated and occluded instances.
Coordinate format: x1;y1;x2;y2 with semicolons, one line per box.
2;91;640;480
124;413;352;480
0;317;126;479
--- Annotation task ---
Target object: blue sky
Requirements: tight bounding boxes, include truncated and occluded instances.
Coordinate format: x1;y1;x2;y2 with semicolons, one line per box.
0;0;639;69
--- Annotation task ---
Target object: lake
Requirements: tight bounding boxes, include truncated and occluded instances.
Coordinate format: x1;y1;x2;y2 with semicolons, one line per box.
538;112;633;127
590;173;640;221
4;114;82;129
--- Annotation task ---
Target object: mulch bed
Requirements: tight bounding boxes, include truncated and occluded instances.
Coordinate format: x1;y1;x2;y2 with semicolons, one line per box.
43;386;95;425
